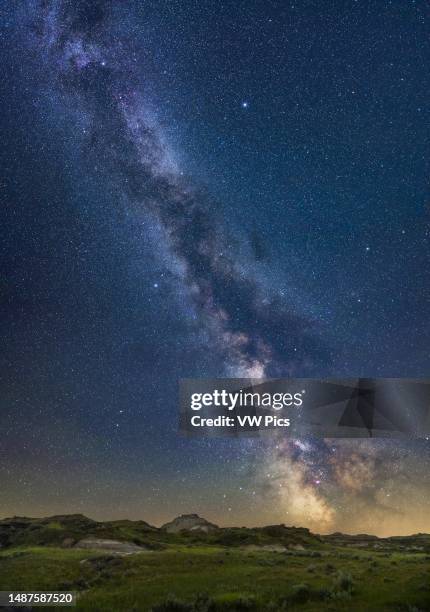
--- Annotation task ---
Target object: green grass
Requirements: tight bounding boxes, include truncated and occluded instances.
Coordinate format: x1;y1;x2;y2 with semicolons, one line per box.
0;545;429;611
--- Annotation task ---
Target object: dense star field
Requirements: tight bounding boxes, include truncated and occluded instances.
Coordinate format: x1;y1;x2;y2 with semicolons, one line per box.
1;1;429;536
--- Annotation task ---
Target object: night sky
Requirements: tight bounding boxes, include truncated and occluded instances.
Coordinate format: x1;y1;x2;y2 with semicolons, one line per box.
1;0;429;536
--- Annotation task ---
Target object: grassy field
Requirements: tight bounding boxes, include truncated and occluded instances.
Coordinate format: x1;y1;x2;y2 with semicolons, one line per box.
1;544;429;611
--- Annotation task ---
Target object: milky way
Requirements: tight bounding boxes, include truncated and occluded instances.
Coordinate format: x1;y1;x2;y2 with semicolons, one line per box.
257;439;430;536
28;0;326;379
1;0;429;534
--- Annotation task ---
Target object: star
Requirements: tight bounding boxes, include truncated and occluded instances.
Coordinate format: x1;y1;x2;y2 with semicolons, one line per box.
1;0;429;540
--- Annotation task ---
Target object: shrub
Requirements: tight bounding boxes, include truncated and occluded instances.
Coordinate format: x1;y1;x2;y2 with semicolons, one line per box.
151;594;258;612
289;584;312;604
279;584;328;607
216;596;257;611
333;570;354;592
329;570;355;599
151;597;193;611
193;594;212;612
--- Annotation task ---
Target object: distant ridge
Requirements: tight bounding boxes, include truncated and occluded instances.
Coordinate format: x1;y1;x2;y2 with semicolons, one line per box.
161;513;219;533
0;514;429;553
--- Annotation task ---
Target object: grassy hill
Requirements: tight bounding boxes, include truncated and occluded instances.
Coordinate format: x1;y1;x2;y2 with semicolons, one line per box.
0;514;324;551
0;514;429;611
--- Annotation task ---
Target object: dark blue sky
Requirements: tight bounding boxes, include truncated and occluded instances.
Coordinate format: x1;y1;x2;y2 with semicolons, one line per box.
0;0;429;534
147;0;430;375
